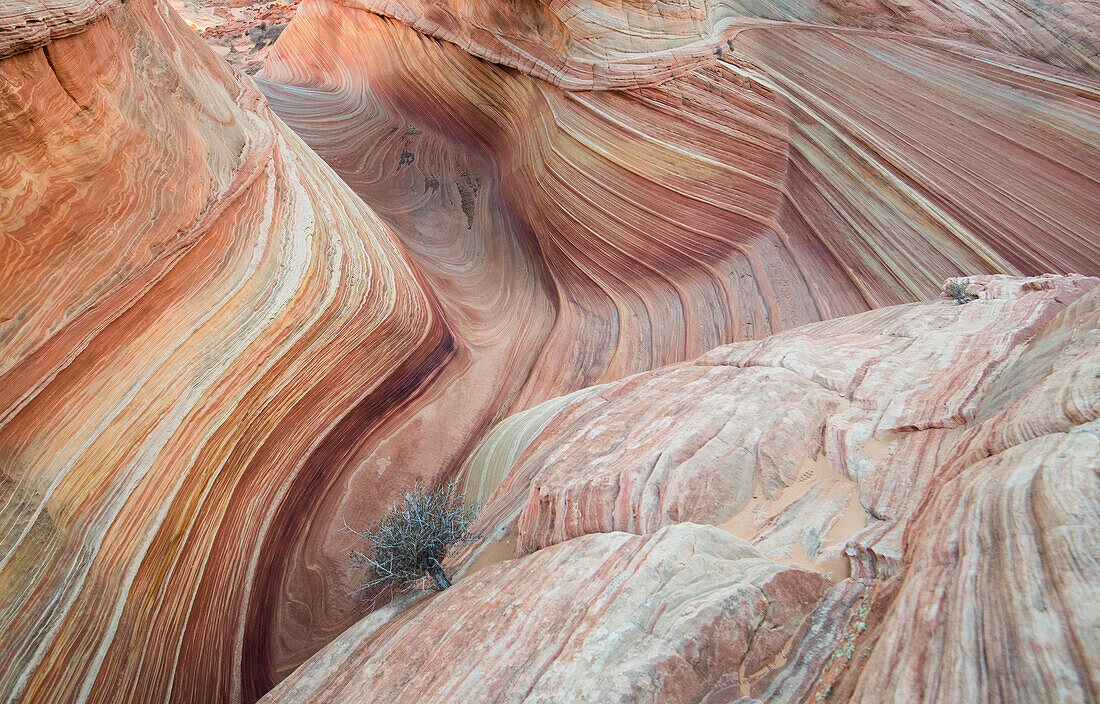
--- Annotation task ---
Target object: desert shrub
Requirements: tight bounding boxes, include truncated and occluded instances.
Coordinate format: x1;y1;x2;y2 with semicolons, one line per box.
346;479;479;599
944;278;976;305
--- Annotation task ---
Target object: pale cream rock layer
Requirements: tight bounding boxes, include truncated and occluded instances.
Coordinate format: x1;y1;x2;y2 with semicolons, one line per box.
255;0;1100;676
345;0;1100;86
457;275;1098;582
275;275;1099;703
261;523;833;704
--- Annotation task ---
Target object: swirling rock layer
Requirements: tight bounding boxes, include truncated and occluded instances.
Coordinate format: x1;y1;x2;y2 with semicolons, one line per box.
2;0;1099;700
254;0;1100;680
279;274;1100;703
1;1;447;701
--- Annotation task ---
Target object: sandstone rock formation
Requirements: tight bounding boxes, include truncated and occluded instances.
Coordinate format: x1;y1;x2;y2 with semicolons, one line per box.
263;524;834;704
267;274;1100;703
254;0;1100;683
1;0;1099;700
1;1;448;701
170;0;299;74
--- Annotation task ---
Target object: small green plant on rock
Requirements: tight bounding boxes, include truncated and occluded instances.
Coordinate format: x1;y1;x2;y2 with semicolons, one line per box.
814;593;875;702
345;479;479;599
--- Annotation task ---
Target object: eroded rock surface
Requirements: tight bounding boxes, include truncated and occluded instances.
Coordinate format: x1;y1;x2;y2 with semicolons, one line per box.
252;0;1100;673
1;0;447;701
170;0;299;74
2;0;1098;698
461;276;1098;581
263;524;831;704
277;276;1099;703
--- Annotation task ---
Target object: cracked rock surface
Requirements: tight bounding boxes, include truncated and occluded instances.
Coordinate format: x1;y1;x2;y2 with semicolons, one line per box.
266;275;1100;703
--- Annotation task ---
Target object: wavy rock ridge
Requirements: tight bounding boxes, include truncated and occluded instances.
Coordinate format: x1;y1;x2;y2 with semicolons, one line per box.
1;0;1099;701
253;0;1100;684
267;275;1100;703
1;1;447;701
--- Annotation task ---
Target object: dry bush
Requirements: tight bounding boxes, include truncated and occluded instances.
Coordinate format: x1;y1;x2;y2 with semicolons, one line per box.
346;479;479;600
944;278;977;305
